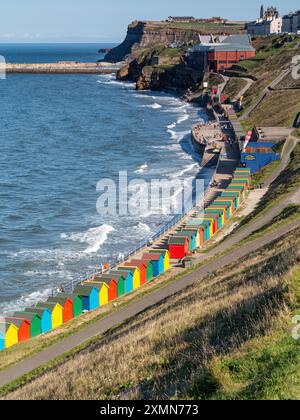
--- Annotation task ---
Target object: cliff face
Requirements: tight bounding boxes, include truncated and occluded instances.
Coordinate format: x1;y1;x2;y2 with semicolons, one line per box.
105;21;201;62
105;20;246;63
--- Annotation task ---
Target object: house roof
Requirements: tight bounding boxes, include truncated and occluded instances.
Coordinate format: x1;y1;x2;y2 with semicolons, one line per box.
191;34;255;53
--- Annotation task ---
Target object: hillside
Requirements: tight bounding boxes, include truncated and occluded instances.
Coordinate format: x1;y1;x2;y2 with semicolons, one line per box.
224;34;300;126
3;227;299;400
105;20;246;62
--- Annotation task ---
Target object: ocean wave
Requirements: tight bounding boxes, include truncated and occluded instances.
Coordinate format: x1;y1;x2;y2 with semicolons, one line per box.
61;224;115;255
170;163;199;179
166;122;177;129
142;103;162;109
0;288;53;315
134;164;148;174
167;129;190;142
177;114;189;124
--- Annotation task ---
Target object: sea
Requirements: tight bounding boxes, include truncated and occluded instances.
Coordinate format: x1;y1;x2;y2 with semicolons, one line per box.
0;43;213;314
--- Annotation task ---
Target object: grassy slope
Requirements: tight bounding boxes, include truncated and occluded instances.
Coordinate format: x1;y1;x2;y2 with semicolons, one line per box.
223;78;247;99
4;229;300;400
145;21;246;34
224;34;300;125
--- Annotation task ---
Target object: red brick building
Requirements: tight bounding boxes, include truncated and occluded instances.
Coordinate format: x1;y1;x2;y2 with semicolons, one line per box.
190;35;256;72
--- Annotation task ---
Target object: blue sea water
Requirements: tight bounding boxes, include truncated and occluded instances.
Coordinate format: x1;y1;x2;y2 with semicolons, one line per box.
0;44;212;314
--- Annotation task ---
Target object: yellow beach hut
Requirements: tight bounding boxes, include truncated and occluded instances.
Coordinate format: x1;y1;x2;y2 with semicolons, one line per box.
118;266;141;290
38;302;63;329
85;281;109;307
0;323;19;349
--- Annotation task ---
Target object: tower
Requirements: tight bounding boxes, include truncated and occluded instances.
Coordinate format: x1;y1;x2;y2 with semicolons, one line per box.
260;4;264;20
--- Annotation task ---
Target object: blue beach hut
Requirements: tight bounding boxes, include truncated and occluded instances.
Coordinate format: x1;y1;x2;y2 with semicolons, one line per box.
25;307;52;334
109;271;134;295
74;285;99;311
142;253;164;277
0;331;4;351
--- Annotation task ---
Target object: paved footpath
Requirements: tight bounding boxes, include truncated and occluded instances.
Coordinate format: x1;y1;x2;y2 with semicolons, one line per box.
0;218;299;388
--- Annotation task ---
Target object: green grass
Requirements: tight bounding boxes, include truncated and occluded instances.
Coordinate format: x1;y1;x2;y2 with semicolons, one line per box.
223;78;247;99
251;160;281;186
188;268;300;400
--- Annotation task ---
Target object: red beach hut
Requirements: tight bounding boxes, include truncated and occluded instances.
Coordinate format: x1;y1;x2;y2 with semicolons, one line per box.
168;236;189;259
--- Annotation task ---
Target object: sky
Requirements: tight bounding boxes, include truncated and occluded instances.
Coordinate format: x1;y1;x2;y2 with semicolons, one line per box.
0;0;299;43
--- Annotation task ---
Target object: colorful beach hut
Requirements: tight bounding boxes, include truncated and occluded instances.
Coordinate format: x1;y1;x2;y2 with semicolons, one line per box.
214;198;235;215
138;259;154;282
210;202;231;220
186;219;211;242
94;275;118;302
221;192;240;208
118;266;141;290
13;311;42;338
168;236;189;259
204;212;222;230
183;226;202;248
53;294;83;318
124;261;147;285
38;302;64;329
84;280;109;306
206;206;226;224
149;250;170;272
142;253;164;277
24;307;52;333
109;270;133;295
0;323;19;349
47;296;73;324
180;230;198;250
4;317;30;343
74;285;99;311
0;330;4;351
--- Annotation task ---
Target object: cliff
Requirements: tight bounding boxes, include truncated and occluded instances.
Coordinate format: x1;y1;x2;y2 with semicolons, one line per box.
105;20;246;62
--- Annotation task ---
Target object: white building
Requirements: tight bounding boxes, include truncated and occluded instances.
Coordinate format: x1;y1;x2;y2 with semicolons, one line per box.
247;5;282;36
247;17;282;36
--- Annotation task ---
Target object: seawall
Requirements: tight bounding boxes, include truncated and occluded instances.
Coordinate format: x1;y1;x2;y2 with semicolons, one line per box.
5;62;120;74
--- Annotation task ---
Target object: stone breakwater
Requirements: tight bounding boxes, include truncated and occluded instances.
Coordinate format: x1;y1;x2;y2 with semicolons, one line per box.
5;61;121;74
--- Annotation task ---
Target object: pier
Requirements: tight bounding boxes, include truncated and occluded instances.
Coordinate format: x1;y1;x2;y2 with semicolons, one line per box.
5;61;120;74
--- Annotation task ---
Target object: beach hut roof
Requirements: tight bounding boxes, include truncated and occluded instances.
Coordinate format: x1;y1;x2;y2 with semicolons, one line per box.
84;281;108;291
13;311;41;322
0;323;16;334
4;317;29;330
142;253;163;261
149;249;170;256
168;237;188;245
74;285;98;297
51;293;82;303
126;260;147;270
118;265;141;273
108;271;127;280
47;296;72;306
110;270;131;280
38;302;63;311
25;307;51;317
93;275;116;286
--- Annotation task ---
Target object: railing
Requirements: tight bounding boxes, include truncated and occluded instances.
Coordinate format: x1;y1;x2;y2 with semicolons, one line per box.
49;190;204;297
